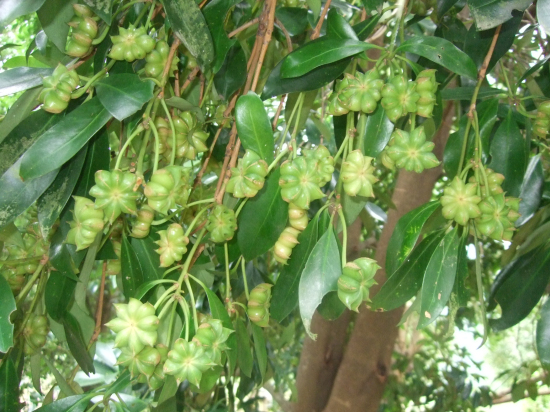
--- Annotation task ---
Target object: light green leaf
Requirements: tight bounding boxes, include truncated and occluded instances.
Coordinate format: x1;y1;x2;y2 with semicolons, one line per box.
469;0;532;30
0;67;52;97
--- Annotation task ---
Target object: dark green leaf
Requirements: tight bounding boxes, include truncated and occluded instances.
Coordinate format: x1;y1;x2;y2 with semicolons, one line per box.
281;38;376;78
0;275;16;353
0;67;52;97
285;90;317;133
213;43;247;101
517;56;550;87
236;319;253;377
0;359;20;412
121;235;144;299
363;105;394;157
490;245;550;331
235;92;274;163
443;115;470;179
164;0;215;69
327;9;358;40
85;0;113;25
418;228;459;328
468;0;531;30
251;323;267;382
536;297;550;370
317;291;346;320
275;8;309;37
63;312;95;374
20;97;111;180
352;14;381;41
37;146;87;238
37;0;77;52
396;36;478;80
74;131;109;197
341;193;368;229
96;74;154;121
203;0;241;73
517;155;544;226
0;88;42;143
489;110;526;197
33;395;90;412
130;235;163;281
440;86;504;101
372;230;446;311
96;238;117;260
299;226;341;339
164;96;204;121
386;201;440;277
437;0;460;18
453;231;470;307
237;170;287;261
0;0;46;25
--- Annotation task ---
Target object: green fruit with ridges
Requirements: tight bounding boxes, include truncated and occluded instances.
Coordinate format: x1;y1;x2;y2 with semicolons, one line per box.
247;283;272;327
170;112;209;160
441;177;481;225
164;339;215;386
279;158;324;209
144;40;180;79
226;150;268;198
89;170;139;223
108;25;156;62
381;76;419;122
117;345;161;378
38;64;80;113
273;226;300;265
337;258;379;312
23;314;49;355
155;223;189;267
303;145;334;187
206;205;238;243
340;150;378;197
385;127;439;173
145;166;192;214
131;205;155;239
66;196;105;251
339;70;384;114
288;203;308;231
192;318;232;365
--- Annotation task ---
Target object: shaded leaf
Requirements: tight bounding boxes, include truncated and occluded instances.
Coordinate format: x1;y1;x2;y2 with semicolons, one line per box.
0;67;52;98
236;319;253;377
352;14;381;41
0;0;46;26
317;291;346;320
0;275;16;353
469;0;531;30
0;88;42;143
74;132;109;197
214;43;247;101
121;235;144;299
327;9;358;40
437;0;461;18
536;297;550;370
517;155;544;226
440;86;503;101
363;105;394;157
341;193;368;229
130;235;163;281
63;312;95;374
33;395;90;412
0;359;20;412
37;0;76;52
83;0;113;25
275;8;309;36
203;0;241;73
96;74;154;121
251;323;267;382
235;92;274;163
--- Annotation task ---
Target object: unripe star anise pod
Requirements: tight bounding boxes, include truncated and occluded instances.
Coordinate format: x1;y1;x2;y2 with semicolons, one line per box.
206;205;238;243
288;203;308;231
381;75;420;122
303;145;335;187
247;283;273;327
144;40;180;79
23;314;49;355
384;127;439;173
339;70;384;114
340;150;378;197
66;4;98;58
144;166;191;214
273;226;300;265
164;339;215;386
131;205;155;239
106;239;121;276
327;77;351;116
279;158;324;209
170;112;209;160
38;64;80;114
1;267;26;293
192;318;233;365
108;25;156;62
142;344;168;390
534;101;550;138
155;223;189;267
476;193;520;241
338;258;379;312
226;150;268;198
89;170;139;223
117;345;161;378
469;168;505;196
441;177;481;225
106;298;160;354
66;196;105;251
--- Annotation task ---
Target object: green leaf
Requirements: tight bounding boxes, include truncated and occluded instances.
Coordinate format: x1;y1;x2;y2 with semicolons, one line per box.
0;0;46;26
251;323;267;382
372;230;446;311
261;56;349;99
468;0;531;30
0;159;59;231
96;238;117;260
121;235;145;300
317;291;346;320
37;145;87;238
203;0;241;73
84;0;113;25
396;36;478;80
74;132;109;197
96;74;154;121
20;97;111;180
417;228;459;328
517;56;550;88
0;88;42;143
63;312;95;374
236;319;253;377
164;0;215;70
299;226;342;339
517;155;544;226
281;38;376;78
340;193;368;229
386;201;440;277
362;105;394;157
275;8;309;37
327;9;358;40
0;275;16;353
37;0;77;53
437;0;461;18
0;67;52;97
489;110;527;197
440;86;503;101
536;297;550;370
164;96;204;121
352;14;381;41
285;90;317;133
490;245;550;331
453;231;470;307
213;43;247;101
237;170;287;261
307;0;321;18
0;359;20;412
130;235;163;281
235;92;274;163
271;214;319;322
33;395;91;412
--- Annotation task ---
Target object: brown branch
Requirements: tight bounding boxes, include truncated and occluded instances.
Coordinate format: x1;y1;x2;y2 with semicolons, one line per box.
275;18;293;52
160;38;181;91
199;0;209;8
199;73;206;104
89;261;107;347
228;18;260;38
272;94;287;131
174;70;180;97
180;66;200;95
492;388;550;405
311;0;332;40
251;0;277;92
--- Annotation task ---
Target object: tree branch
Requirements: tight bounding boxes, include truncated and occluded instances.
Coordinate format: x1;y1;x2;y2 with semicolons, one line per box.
264;382;294;412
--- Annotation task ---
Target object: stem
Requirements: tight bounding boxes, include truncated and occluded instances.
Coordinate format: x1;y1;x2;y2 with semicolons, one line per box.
200;75;214;108
115;125;145;170
15;264;45;305
72;60;116;99
166;300;178;346
356;113;367;151
224;242;231;302
148;119;161;173
337;208;347;267
267;147;289;173
473;226;488;347
311;0;332;40
177;228;207;284
179;298;191;341
154;284;178;310
241;258;250;300
183;208;210;238
184;278;199;332
160;98;177;166
152;198;214;226
92;25;111;45
277;93;304;151
235;199;248;218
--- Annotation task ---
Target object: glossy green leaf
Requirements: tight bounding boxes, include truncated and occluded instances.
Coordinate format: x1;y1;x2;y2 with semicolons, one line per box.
299;226;341;339
271;214;319;322
237;170;287;261
396;36;478;80
236;319;253;377
536;297;550;370
469;0;531;30
363;105;394;157
203;0;241;73
37;0;76;52
386;201;440;277
74;131;110;197
281;38;376;78
0;88;42;143
213;43;247;101
33;395;91;412
0;0;46;25
418;228;459;328
84;0;113;25
0;159;59;231
327;9;358;40
352;14;381;41
235;92;274;163
275;8;309;37
20;97;111;180
164;0;215;69
307;0;322;17
261;56;349;99
0;359;20;411
121;235;144;299
0;275;16;353
317;291;346;320
63;312;95;374
0;67;52;97
130;235;163;281
489;110;526;197
37;145;87;238
517;155;544;226
96;74;154;121
490;245;550;331
251;323;267;382
372;230;446;311
440;86;503;101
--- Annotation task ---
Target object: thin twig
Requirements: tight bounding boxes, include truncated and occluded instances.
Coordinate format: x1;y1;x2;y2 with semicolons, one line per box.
311;0;332;40
275;18;293;52
89;261;107;347
180;66;200;95
161;38;181;88
228;18;260;38
199;73;206;104
251;0;277;92
272;94;286;130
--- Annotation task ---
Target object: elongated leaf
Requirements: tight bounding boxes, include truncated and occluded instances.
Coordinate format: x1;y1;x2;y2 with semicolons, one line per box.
327;9;358;40
363;105;394;157
63;312;95;374
469;0;531;30
489;245;550;331
536;297;550;370
276;8;309;37
203;0;241;73
0;275;16;353
164;0;215;69
0;359;20;411
235;92;274;163
33;395;90;412
386;201;440;277
281;38;376;78
0;158;59;231
340;193;368;229
352;14;381;41
437;0;460;18
20;97;111;180
453;231;470;307
214;43;247;101
0;0;46;26
37;0;76;53
488;110;526;197
96;74;154;121
74;131;110;197
418;228;459;328
0;67;51;98
299;226;341;339
517;56;550;88
0;88;42;143
517;155;544;226
372;230;446;311
237;171;287;260
236;319;253;377
271;215;319;322
121;235;144;299
37;146;87;238
251;323;267;382
130;235;163;281
440;86;503;101
396;36;477;80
